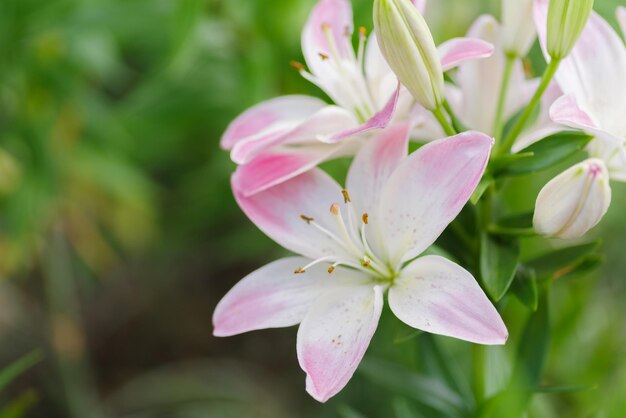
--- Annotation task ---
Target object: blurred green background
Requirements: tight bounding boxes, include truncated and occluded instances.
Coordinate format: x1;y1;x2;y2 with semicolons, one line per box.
0;0;625;417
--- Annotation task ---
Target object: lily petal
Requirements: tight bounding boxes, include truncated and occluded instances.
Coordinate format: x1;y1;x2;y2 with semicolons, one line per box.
231;105;357;164
323;85;401;143
346;123;409;222
213;257;328;337
302;0;354;77
221;96;326;150
389;255;508;345
297;284;383;402
454;15;528;134
232;142;357;197
233;167;354;260
380;131;493;265
412;0;427;14
364;34;398;109
619;7;626;40
534;0;626;136
438;37;495;71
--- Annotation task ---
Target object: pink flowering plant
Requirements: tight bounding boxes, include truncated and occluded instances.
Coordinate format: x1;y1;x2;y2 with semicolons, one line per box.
214;0;623;415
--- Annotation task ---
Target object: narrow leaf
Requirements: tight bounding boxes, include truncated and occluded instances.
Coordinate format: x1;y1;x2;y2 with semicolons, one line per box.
525;241;600;279
0;351;43;393
480;234;520;301
495;131;592;177
359;358;467;415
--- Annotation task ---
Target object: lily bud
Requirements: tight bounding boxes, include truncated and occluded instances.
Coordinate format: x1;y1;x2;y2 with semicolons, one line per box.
534;158;611;239
373;0;444;110
546;0;595;59
501;0;536;56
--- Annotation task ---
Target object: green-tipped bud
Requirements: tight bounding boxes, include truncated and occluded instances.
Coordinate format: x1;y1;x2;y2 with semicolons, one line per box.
373;0;444;110
547;0;595;59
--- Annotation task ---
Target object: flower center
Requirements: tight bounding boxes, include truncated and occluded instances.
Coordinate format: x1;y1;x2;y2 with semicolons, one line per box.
294;189;395;281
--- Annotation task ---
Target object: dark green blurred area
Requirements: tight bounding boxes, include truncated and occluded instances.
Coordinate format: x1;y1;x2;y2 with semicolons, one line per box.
0;0;625;417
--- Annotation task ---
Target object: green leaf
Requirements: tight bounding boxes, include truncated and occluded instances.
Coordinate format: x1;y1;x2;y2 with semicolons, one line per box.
358;358;468;416
494;131;592;177
338;405;369;418
0;350;43;393
393;398;426;418
0;390;39;418
534;383;597;394
525;241;600;279
470;177;491;205
511;267;539;311
480;234;520;301
510;284;551;388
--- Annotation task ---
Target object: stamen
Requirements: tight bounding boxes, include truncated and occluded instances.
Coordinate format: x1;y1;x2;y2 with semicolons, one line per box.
321;22;342;62
294;267;306;274
318;52;329;60
341;189;351;203
290;61;305;71
362;213;369;224
359;27;367;38
300;214;315;224
330;203;365;256
328;266;335;274
361;256;371;267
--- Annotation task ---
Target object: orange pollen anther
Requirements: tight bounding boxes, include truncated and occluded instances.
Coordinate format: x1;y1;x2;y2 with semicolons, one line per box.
330;203;340;215
294;267;306;274
362;213;369;224
341;189;351;203
328;266;335;274
359;26;367;37
290;61;305;71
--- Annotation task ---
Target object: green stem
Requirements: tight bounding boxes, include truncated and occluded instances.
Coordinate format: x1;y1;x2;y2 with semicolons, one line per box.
497;58;561;156
432;105;457;136
492;54;516;142
472;344;486;404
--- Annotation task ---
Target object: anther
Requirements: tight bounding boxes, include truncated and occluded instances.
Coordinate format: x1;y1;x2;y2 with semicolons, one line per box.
362;213;369;224
328;266;335;274
330;203;340;215
361;256;371;268
290;61;305;71
318;52;329;60
294;267;306;274
341;189;351;203
300;214;315;224
359;27;367;38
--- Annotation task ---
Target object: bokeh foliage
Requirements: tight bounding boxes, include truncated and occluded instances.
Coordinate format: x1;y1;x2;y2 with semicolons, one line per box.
0;0;625;417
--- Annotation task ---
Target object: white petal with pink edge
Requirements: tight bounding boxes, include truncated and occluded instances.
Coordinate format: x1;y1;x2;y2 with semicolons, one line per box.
221;96;326;150
233;167;357;261
232;141;358;197
231;105;357;164
438;37;495;71
302;0;354;78
619;7;626;40
389;255;508;345
379;132;493;265
213;257;329;337
297;284;383;402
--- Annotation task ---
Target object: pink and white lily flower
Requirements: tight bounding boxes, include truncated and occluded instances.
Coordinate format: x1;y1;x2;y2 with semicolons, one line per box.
221;0;494;197
214;125;508;402
534;0;626;181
